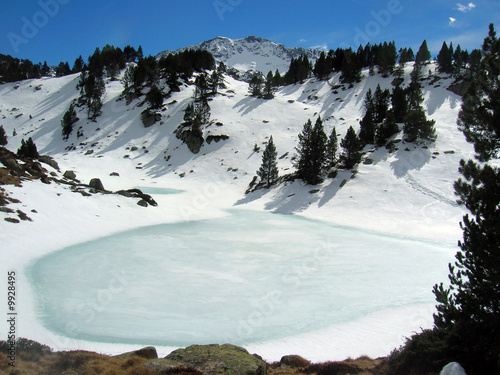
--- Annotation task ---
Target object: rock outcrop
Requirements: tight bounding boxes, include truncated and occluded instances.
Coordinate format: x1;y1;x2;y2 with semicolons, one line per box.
146;344;267;375
141;109;161;128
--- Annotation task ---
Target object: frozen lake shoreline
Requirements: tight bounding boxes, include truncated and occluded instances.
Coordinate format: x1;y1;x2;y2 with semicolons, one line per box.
24;208;456;361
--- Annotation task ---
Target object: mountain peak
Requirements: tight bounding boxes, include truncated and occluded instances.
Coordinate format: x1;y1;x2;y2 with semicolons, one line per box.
158;36;323;74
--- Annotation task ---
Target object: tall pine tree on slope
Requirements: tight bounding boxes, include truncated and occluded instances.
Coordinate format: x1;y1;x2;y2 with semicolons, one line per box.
257;136;279;187
325;127;338;170
294;117;327;185
432;23;500;374
340;126;362;169
389;24;500;375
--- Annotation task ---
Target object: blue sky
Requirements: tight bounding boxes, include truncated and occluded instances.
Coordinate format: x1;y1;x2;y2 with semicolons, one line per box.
1;0;499;65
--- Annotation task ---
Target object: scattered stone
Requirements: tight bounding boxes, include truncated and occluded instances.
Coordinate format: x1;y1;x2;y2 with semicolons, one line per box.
309;189;320;194
328;169;338;179
0;207;15;214
89;178;104;191
340;179;348;187
444;150;455;154
85;149;94;155
206;134;230;144
4;217;20;224
363;158;374;165
130;146;138;151
137;199;148;207
63;170;77;180
110;172;120;177
38;155;60;171
279;152;289;159
179;172;186;178
31;209;37;213
16;209;32;221
288;99;295;103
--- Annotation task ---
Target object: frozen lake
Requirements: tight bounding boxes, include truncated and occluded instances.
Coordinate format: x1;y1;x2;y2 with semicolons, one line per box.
29;209;455;347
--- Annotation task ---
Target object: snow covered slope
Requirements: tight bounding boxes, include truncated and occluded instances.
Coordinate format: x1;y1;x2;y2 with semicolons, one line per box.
0;60;474;361
158;36;323;74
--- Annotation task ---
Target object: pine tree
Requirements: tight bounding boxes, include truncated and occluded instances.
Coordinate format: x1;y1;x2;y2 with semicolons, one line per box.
40;61;50;76
373;84;390;123
194;73;208;101
72;55;85;73
295;119;313;181
359;109;376;145
340;49;362;84
437;42;453;73
146;85;163;109
0;125;7;146
121;65;136;92
295;117;327;185
272;69;282;87
61;102;79;139
263;71;274;99
340;126;362;169
407;62;424;111
194;97;210;126
364;88;375;114
432;24;500;374
314;51;327;80
17;137;38;158
416;40;431;64
391;84;408;123
249;74;263;97
209;70;223;96
376;109;399;146
307;116;327;184
404;63;437;143
86;74;105;120
183;103;195;124
325;126;338;169
137;46;144;60
458;24;500;162
257;136;279;187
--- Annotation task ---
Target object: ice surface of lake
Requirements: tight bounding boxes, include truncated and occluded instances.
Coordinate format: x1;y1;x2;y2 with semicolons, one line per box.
29;209;455;347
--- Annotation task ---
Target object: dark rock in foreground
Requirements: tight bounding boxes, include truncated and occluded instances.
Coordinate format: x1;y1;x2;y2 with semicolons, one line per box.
146;344;267;375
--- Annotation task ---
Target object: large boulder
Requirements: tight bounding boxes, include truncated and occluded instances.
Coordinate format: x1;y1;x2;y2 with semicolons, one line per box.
448;79;471;97
176;127;204;154
38;155;60;171
89;178;105;191
114;346;158;360
63;170;77;180
440;362;467;375
141;109;161;128
146;344;266;375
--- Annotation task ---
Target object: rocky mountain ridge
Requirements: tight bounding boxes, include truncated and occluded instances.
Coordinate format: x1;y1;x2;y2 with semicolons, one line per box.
157;36;323;74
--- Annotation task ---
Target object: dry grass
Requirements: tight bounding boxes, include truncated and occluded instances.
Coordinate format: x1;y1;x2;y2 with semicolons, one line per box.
268;356;386;375
0;350;156;375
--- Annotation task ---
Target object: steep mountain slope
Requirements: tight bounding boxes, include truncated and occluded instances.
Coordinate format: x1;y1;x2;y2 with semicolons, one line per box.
158;36;323;74
0;63;473;241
